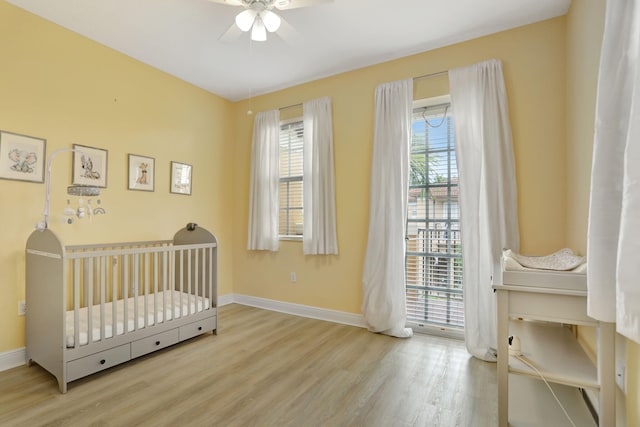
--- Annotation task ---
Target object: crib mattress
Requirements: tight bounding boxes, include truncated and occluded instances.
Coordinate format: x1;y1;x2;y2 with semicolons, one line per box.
65;290;210;348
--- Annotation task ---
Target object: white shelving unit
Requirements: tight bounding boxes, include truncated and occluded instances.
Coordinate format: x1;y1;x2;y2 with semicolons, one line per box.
494;269;615;427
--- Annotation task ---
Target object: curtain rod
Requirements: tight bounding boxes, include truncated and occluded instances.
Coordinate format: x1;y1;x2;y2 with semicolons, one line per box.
279;102;302;111
276;71;446;110
413;70;448;81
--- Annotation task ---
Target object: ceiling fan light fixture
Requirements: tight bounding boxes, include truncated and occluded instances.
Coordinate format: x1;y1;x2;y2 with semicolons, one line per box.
261;10;281;32
235;9;257;32
251;17;267;41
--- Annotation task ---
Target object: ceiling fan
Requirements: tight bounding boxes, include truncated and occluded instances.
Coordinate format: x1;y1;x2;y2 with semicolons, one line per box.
208;0;332;41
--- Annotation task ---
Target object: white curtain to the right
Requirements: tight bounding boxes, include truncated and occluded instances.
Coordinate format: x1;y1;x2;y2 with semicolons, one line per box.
449;59;520;360
247;109;280;251
587;0;640;343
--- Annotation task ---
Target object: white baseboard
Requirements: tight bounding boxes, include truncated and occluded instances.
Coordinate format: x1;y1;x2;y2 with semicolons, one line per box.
225;293;367;328
0;347;26;373
218;293;234;307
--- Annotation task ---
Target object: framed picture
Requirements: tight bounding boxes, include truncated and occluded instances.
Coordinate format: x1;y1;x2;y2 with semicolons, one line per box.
128;154;155;192
0;130;46;183
72;144;108;188
170;161;192;195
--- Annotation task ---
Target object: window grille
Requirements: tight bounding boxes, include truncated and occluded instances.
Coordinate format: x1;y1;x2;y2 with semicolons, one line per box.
279;119;304;238
406;99;463;332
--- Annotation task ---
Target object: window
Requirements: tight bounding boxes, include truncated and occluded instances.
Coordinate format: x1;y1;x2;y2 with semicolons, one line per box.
279;119;304;239
406;96;463;336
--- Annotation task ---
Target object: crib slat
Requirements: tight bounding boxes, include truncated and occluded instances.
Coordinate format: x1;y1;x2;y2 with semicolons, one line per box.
209;247;213;310
179;249;184;318
123;255;129;337
144;252;149;328
73;259;80;349
87;258;93;346
162;250;168;323
201;249;206;311
194;249;199;313
188;250;193;315
153;251;158;326
100;256;106;342
170;248;175;320
112;255;117;339
169;251;178;319
134;253;139;331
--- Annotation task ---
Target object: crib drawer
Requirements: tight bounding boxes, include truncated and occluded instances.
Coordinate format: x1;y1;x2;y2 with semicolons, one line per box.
131;328;179;358
179;316;217;341
67;344;131;382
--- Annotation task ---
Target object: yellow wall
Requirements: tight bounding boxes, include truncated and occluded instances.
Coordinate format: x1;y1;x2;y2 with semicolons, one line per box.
566;0;638;423
231;17;567;314
0;2;235;353
3;2;637;422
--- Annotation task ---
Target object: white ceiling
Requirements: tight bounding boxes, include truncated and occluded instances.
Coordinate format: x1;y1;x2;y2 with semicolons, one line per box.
7;0;571;101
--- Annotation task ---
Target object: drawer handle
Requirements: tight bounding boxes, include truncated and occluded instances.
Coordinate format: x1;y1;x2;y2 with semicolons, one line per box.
100;359;106;365
198;326;202;331
155;341;161;346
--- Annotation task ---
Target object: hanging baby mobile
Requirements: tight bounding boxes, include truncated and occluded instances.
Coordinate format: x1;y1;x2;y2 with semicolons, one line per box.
36;145;107;231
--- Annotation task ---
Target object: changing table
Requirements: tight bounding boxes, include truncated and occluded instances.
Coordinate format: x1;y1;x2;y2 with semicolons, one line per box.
494;268;615;426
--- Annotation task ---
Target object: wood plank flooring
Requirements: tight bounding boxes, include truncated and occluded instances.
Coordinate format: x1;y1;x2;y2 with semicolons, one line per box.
0;304;498;426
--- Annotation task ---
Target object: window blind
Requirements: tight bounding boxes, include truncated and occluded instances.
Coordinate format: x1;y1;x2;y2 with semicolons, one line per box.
279;120;304;237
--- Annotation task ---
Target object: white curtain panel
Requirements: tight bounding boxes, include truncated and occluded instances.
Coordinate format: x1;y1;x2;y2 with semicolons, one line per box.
588;0;640;343
362;79;413;338
247;109;280;251
449;59;520;360
303;97;339;255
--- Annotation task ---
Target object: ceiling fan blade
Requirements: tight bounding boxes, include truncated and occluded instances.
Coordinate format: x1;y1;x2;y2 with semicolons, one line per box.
209;0;244;6
207;0;245;6
261;10;281;32
274;0;332;10
218;22;244;42
274;16;301;46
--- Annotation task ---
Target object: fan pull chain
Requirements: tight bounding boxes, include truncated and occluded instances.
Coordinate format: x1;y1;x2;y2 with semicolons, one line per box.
247;37;254;115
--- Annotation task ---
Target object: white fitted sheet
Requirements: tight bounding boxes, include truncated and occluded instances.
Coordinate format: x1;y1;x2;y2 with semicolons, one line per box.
65;290;210;348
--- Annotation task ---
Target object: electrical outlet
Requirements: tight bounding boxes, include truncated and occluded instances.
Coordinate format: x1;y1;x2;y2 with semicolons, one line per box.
18;300;26;316
616;365;626;393
290;272;297;283
615;334;628;394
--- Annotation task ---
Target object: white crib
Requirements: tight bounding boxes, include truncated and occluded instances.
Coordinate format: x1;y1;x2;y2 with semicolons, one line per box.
25;223;218;393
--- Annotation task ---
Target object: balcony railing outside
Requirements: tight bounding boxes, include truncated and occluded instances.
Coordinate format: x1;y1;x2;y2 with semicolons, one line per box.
406;225;463;329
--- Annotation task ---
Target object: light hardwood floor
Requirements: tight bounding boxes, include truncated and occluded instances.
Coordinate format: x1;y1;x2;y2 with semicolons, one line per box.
0;304;498;426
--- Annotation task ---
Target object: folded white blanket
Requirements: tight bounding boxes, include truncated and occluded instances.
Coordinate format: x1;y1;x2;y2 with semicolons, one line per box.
503;248;586;272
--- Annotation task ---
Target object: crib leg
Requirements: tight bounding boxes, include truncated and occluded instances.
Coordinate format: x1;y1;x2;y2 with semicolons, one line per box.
57;377;67;394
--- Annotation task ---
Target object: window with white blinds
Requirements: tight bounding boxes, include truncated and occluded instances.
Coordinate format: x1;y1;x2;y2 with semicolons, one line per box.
279;119;304;239
406;96;463;334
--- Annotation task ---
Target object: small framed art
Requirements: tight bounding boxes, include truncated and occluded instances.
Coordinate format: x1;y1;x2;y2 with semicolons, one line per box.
72;144;108;188
0;130;46;183
128;154;155;192
170;161;192;195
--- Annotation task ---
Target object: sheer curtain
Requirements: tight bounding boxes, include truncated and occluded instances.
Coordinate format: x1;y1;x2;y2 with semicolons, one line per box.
247;109;280;251
449;59;520;360
362;79;413;338
587;0;640;343
303;97;338;255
